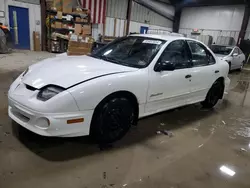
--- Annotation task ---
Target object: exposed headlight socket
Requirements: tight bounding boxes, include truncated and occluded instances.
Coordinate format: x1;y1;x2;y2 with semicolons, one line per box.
37;85;65;101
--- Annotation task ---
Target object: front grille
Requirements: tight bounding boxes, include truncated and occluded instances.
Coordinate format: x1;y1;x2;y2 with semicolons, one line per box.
11;108;30;122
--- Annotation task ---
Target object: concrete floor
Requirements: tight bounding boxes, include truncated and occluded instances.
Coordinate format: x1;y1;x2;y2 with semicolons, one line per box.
1;51;250;188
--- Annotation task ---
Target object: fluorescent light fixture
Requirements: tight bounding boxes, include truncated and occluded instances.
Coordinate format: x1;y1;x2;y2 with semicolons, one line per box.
220;165;235;176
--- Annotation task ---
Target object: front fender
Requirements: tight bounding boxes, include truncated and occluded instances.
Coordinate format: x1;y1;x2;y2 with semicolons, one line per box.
68;69;148;111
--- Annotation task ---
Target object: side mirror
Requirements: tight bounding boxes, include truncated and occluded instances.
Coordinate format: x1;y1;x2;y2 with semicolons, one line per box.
232;53;238;57
155;61;175;72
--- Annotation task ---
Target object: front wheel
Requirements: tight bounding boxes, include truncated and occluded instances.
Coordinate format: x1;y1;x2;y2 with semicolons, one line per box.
201;80;224;108
90;97;135;143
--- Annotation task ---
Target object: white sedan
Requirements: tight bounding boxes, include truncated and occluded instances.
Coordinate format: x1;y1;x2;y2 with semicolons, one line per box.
210;44;245;71
8;34;230;143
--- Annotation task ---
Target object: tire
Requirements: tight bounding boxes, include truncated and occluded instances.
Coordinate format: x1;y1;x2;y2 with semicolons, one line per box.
228;62;232;72
239;61;244;71
201;80;224;108
90;97;135;143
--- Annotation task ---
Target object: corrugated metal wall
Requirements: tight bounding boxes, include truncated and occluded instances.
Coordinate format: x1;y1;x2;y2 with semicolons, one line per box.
2;0;41;50
131;1;172;28
106;0;128;19
101;0;173;37
0;2;5;24
179;5;244;44
129;21;172;33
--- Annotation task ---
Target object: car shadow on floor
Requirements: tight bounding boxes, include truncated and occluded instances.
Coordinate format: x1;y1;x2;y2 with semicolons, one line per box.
11;101;231;162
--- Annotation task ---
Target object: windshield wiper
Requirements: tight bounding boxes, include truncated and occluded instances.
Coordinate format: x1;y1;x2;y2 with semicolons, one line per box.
100;56;120;63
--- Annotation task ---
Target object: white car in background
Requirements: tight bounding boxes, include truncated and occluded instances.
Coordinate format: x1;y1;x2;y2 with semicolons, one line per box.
8;34;230;143
210;45;245;71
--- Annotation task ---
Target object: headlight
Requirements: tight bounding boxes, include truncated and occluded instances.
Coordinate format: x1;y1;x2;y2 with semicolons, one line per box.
37;86;65;101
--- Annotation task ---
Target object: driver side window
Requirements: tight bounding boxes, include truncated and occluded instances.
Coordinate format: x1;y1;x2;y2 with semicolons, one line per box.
159;40;190;69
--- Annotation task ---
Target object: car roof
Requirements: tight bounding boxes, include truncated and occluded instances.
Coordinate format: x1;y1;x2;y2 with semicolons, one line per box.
129;34;188;42
211;44;235;48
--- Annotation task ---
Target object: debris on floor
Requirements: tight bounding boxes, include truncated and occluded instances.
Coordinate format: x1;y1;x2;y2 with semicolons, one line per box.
4;131;10;136
156;130;174;137
240;148;247;152
222;120;226;125
198;144;204;148
161;130;174;137
156;131;162;135
103;171;107;179
192;128;199;132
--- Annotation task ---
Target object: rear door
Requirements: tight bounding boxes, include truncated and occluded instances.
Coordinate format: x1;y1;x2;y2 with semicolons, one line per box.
187;40;218;103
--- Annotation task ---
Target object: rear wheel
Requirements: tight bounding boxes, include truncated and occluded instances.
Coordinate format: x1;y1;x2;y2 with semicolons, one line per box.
201;80;224;108
90;97;135;143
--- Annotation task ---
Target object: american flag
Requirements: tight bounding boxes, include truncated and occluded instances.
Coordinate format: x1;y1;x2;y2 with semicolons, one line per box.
82;0;107;24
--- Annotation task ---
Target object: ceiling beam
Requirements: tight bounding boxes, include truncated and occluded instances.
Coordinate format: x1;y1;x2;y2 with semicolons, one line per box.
134;0;174;21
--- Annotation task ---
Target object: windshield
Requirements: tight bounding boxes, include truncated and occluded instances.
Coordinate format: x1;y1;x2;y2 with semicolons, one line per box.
91;36;165;68
210;45;233;55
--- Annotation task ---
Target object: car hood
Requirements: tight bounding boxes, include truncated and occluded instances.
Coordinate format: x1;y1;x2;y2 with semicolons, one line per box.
22;55;138;89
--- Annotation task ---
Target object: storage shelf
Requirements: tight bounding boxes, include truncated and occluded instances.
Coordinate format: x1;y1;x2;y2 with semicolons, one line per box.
51;27;75;32
51;18;88;25
47;10;88;18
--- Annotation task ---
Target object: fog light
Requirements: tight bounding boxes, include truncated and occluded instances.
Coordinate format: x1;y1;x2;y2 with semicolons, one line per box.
35;117;50;129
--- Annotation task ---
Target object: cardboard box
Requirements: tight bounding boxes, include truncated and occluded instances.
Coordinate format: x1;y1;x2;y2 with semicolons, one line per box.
82;25;91;36
63;0;73;13
33;32;41;51
57;11;63;19
62;24;68;29
53;0;62;11
75;17;87;23
46;0;53;10
55;21;62;28
68;40;92;48
67;48;91;56
68;41;79;47
75;17;81;22
74;24;82;35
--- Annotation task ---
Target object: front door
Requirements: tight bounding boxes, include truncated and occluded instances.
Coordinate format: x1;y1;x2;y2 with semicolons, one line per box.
146;40;192;114
9;6;30;49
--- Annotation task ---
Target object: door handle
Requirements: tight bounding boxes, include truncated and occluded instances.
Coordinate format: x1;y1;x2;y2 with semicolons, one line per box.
185;74;192;79
215;70;219;73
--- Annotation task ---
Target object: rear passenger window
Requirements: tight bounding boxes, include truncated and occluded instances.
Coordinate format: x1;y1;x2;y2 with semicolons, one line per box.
187;41;215;67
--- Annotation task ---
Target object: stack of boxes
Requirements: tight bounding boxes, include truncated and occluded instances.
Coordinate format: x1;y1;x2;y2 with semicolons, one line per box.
67;24;93;56
47;0;93;55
